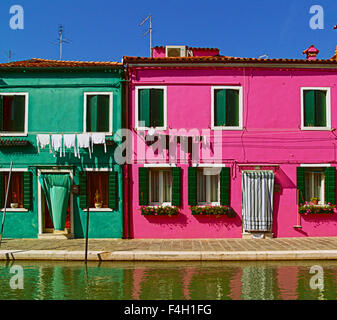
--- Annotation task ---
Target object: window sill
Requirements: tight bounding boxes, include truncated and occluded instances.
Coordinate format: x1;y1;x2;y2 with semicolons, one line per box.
300;127;331;131
135;127;167;132
0;208;28;212
83;208;114;212
211;126;243;131
0;133;28;137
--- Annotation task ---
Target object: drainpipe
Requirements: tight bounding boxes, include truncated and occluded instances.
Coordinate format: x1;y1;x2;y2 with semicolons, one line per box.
122;66;131;239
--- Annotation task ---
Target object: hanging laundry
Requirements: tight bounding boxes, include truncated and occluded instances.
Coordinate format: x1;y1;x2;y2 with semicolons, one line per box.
51;134;63;157
77;133;91;159
91;133;107;153
63;134;77;157
36;134;51;153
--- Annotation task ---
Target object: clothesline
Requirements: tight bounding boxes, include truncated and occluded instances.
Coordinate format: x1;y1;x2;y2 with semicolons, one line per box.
36;133;107;159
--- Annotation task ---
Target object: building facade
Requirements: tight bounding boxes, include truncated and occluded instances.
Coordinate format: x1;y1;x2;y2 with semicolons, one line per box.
0;58;124;239
124;45;337;239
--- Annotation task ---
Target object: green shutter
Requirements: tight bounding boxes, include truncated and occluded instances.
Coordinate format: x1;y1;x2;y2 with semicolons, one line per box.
188;167;197;205
87;95;98;132
325;167;336;205
220;167;230;206
139;167;149;205
108;171;118;210
13;95;25;132
296;167;305;204
304;90;315;127
139;89;150;127
315;90;326;127
79;172;87;209
226;89;239;126
0;96;3;132
23;172;32;210
0;173;3;208
171;167;181;206
97;95;110;132
150;89;164;128
215;89;226;126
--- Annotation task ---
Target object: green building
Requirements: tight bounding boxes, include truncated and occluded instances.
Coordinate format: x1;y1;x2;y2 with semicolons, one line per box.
0;58;124;239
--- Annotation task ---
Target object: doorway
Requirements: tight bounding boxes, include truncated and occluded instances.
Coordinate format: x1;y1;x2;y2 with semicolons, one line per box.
38;169;74;238
242;171;274;238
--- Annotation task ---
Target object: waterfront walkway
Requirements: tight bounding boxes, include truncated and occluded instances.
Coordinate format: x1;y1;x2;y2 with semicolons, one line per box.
1;237;337;261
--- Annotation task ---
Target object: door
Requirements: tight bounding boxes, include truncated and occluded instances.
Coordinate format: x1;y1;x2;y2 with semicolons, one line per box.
242;171;274;232
39;173;71;232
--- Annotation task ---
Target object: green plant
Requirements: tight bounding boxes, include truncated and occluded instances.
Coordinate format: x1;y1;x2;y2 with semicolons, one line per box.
190;205;236;217
299;202;335;215
140;205;179;216
310;197;319;202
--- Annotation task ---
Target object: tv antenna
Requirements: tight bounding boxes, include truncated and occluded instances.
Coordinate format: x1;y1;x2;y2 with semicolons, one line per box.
258;54;268;59
3;50;14;62
54;25;70;60
139;14;152;57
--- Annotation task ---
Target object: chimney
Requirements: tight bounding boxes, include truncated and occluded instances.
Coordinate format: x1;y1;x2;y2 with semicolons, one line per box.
302;45;319;60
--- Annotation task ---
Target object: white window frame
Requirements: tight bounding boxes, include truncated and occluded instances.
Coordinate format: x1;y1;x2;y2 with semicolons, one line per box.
135;86;167;131
0;168;29;212
211;86;243;130
83;92;113;135
300;87;331;131
0;92;28;137
197;167;220;206
149;168;172;206
303;167;325;205
83;167;114;212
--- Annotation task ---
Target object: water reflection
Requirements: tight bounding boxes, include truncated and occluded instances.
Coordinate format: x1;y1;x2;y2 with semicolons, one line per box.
0;261;337;300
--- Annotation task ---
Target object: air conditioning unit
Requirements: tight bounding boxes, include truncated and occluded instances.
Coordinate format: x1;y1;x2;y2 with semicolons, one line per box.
165;46;187;57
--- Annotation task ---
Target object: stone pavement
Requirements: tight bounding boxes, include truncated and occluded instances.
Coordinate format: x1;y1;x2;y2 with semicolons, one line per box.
1;237;337;261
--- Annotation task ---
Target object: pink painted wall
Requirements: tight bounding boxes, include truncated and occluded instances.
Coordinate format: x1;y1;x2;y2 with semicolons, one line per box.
128;66;337;238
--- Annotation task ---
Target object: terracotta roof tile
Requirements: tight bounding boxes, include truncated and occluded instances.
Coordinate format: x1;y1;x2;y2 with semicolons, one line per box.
0;58;122;68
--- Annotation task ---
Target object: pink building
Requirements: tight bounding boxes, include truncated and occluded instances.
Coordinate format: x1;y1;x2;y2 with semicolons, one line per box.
123;45;337;239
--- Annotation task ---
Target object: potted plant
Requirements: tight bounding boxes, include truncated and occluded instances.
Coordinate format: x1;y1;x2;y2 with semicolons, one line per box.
94;190;103;208
310;197;319;205
10;192;19;208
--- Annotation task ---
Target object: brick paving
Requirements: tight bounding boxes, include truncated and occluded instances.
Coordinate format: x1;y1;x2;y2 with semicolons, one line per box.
1;237;337;252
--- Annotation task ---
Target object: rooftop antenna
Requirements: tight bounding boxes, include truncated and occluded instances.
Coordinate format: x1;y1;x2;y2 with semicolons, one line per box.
258;54;268;59
54;25;70;60
139;14;152;57
3;50;14;62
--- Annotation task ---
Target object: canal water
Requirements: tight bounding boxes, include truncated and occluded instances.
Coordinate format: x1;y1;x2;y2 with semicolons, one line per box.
0;260;336;300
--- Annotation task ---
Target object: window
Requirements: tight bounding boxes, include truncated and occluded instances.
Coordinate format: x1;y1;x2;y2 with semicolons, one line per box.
136;87;166;130
304;168;325;204
149;169;172;205
301;88;330;130
2;172;24;208
165;46;186;57
211;86;242;129
0;93;28;135
87;172;109;208
84;93;113;133
197;168;220;205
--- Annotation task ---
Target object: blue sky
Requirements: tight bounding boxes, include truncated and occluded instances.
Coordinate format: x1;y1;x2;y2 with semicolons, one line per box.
0;0;337;63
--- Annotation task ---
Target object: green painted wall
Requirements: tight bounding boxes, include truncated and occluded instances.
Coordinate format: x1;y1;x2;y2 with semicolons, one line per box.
0;68;124;238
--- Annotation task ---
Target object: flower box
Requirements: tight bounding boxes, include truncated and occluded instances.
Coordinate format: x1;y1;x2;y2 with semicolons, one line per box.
299;202;336;215
141;205;179;216
190;205;236;217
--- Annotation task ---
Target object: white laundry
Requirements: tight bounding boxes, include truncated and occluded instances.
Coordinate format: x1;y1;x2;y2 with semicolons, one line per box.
77;133;91;158
36;134;51;153
51;134;63;157
91;133;106;153
63;134;77;157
